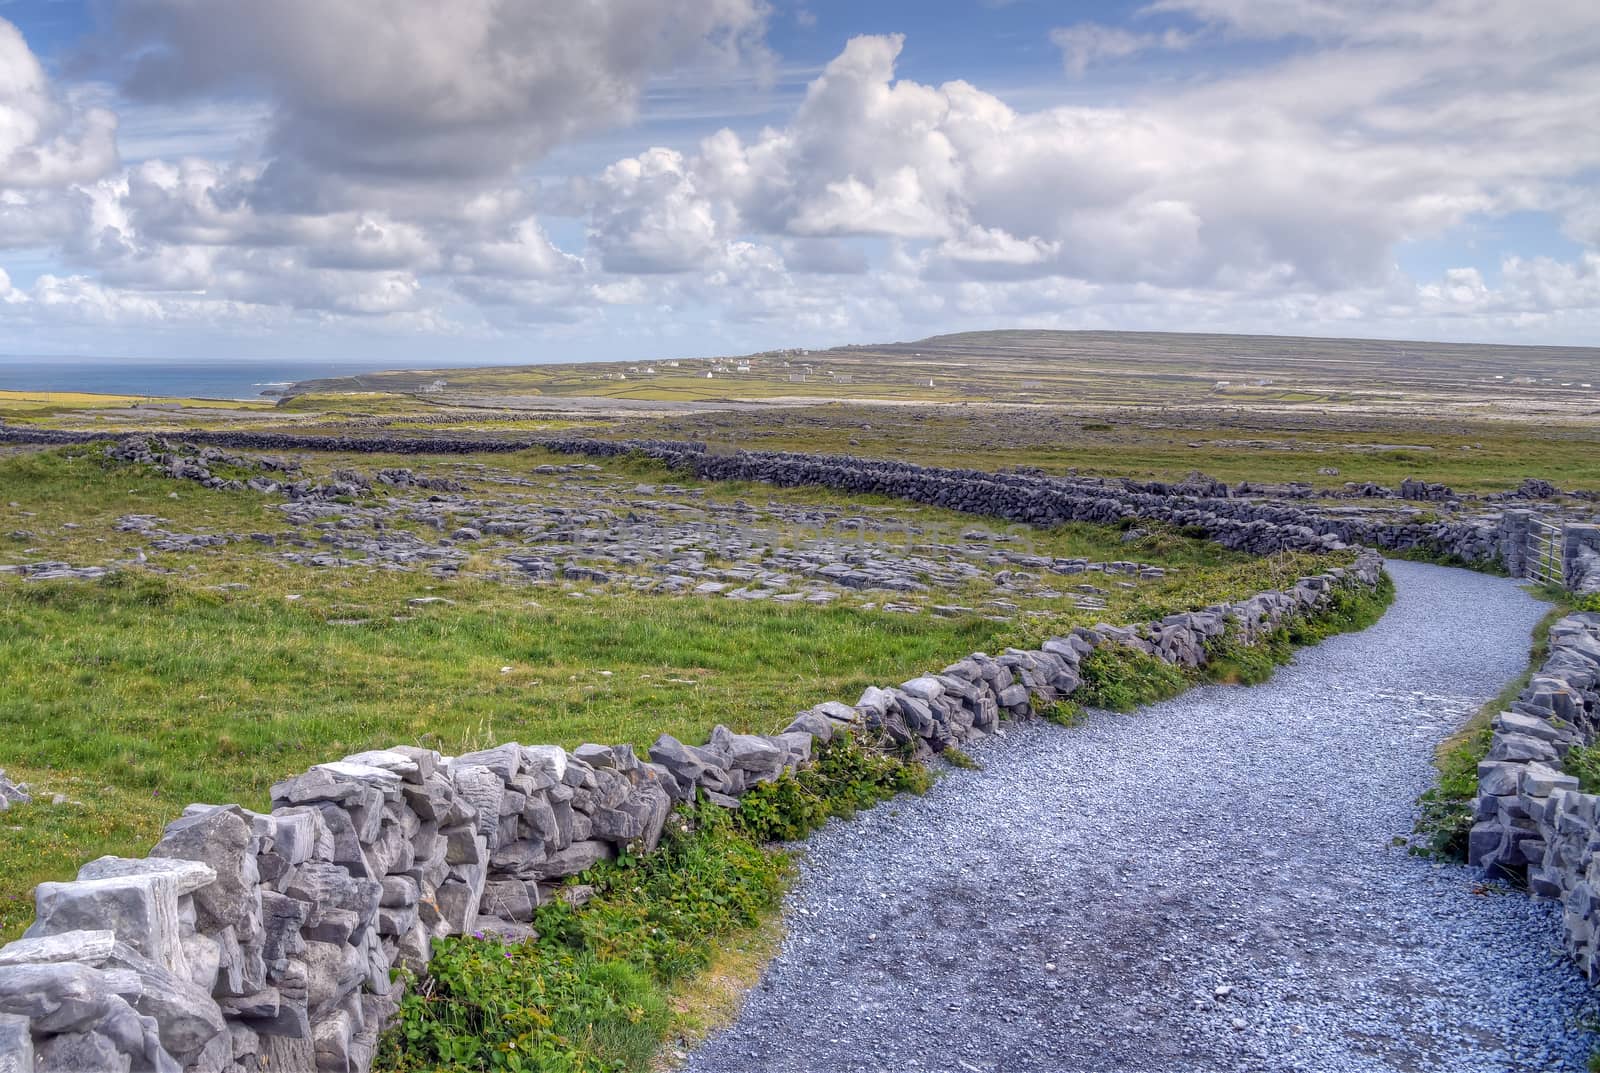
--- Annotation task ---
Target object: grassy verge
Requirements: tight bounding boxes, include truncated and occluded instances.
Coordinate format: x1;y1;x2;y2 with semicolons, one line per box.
1412;596;1568;860
1388;545;1511;576
378;734;921;1073
1077;570;1397;712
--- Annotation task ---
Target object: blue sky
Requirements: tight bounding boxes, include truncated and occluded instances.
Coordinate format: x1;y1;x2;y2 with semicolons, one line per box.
0;0;1597;364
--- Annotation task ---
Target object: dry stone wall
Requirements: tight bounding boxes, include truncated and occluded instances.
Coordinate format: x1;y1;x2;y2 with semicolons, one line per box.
1470;612;1600;976
0;532;1383;1073
0;428;1541;568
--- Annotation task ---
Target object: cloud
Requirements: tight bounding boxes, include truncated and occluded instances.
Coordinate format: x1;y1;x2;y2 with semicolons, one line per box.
6;2;1600;355
589;147;730;273
1049;23;1193;78
107;0;768;202
0;18;117;187
783;237;870;275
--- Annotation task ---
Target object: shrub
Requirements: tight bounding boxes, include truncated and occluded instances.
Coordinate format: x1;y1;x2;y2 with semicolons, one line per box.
1413;720;1493;860
941;746;980;770
1284;572;1396;646
1565;744;1600;795
732;733;931;844
1075;644;1190;712
1044;699;1087;727
384;936;666;1073
1412;604;1560;861
381;803;789;1072
1202;626;1291;686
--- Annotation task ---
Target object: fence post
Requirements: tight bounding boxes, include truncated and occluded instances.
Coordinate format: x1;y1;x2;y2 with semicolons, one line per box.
1565;524;1600;593
1501;509;1532;577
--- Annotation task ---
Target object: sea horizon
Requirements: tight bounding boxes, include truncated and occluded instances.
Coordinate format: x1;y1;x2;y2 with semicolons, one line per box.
0;355;529;402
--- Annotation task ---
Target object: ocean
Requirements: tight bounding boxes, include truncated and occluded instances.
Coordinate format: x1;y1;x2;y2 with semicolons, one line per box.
0;357;494;401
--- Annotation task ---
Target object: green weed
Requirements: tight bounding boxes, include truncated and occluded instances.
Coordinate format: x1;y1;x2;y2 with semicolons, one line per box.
730;734;931;844
941;746;980;770
381;803;787;1072
1043;699;1087;727
1075;645;1190;712
1413;604;1562;860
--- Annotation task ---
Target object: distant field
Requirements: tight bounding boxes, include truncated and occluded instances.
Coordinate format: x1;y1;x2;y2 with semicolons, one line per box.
614;403;1600;493
0;443;1336;940
8;328;1597;494
286;328;1600;420
0;389;277;419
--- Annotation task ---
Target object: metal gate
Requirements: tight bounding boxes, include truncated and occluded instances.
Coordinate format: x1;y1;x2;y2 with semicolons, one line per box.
1527;519;1565;587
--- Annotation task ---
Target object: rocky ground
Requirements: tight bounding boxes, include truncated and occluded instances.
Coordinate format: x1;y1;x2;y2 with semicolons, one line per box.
9;439;1177;617
684;560;1600;1073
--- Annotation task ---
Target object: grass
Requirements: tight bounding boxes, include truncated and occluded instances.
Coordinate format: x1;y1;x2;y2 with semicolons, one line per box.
1075;645;1190;711
655;916;783;1066
0;389;276;416
380;803;787;1073
1075;569;1396;712
1413;598;1565;860
277;391;445;415
0;443;1340;939
597;403;1600;494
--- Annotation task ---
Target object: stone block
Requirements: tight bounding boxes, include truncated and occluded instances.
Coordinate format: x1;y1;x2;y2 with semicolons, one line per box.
1485;732;1560;764
34;1030;132;1073
401;772;456;822
1522;762;1581;797
0;1014;32;1073
28;873;188;980
150;805;260;932
1493;710;1563;743
1467;821;1505;868
450;766;505;844
303;941;365;1019
454;744;523;783
77;856;217;895
0;928;115;968
528;840;614;881
0;961;140;1033
103;940;227;1067
480;879;536;923
341;749;422;783
430;879;482;936
522;745;569;787
1476;761;1523;798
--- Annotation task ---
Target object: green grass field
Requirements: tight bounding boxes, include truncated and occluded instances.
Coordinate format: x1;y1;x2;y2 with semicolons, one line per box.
614;404;1600;493
0;444;1338;940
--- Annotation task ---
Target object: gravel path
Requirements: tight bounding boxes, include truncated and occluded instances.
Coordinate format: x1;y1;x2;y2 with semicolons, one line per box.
685;560;1600;1073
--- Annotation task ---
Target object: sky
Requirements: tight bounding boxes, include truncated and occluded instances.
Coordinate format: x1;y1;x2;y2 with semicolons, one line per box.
0;0;1597;364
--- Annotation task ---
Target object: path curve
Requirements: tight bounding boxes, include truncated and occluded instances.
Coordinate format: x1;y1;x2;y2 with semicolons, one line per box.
685;561;1599;1073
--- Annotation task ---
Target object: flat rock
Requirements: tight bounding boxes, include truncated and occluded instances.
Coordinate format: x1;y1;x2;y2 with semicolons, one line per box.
0;929;116;968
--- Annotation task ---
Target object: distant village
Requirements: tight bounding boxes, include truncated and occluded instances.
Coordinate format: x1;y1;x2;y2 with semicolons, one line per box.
587;347;874;386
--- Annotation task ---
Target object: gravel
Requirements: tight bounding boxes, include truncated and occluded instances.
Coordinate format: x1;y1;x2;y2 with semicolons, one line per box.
684;560;1600;1073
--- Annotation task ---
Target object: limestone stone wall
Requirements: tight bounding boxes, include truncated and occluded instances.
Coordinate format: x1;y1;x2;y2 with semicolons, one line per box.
1470;612;1600;976
0;428;1540;568
0;544;1383;1073
1565;526;1600;595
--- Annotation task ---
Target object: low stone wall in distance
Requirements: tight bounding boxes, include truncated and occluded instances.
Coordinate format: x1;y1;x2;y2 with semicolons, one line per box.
0;428;1541;569
1470;612;1600;976
0;542;1382;1073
